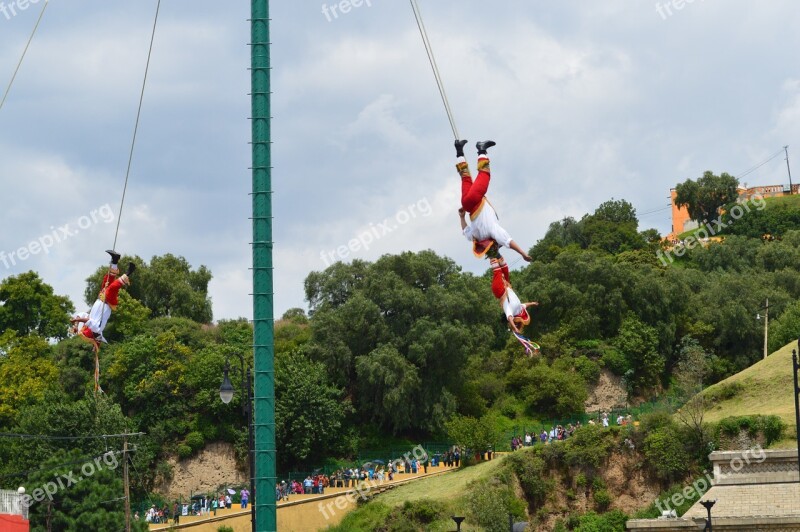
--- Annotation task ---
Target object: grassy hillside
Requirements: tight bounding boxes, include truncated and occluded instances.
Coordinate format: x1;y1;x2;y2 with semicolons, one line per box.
700;340;797;432
376;454;509;506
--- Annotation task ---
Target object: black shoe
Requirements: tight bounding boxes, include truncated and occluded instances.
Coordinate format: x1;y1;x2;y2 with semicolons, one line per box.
126;262;136;276
476;140;496;155
106;249;121;264
454;139;468;157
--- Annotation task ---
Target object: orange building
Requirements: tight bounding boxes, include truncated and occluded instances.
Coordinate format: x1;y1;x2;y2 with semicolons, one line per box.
667;183;799;240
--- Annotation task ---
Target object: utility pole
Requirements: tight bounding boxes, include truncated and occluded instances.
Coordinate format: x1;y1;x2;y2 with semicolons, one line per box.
786;146;794;194
124;435;131;532
763;299;769;359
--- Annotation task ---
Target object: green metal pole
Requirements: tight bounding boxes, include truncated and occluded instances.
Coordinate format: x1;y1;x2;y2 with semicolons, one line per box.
250;0;276;530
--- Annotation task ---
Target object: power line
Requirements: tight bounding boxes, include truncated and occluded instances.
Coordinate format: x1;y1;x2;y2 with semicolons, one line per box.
0;432;144;441
735;147;785;180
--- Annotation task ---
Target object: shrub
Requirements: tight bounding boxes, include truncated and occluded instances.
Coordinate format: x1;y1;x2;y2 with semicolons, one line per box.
217;527;234;532
593;489;612;511
601;347;629;375
185;431;205;452
574;355;601;383
705;381;743;403
575;510;629;531
642;428;689;482
465;478;526;532
400;499;447;524
563;425;614;470
638;410;676;434
176;444;193;460
505;452;552;507
715;415;786;446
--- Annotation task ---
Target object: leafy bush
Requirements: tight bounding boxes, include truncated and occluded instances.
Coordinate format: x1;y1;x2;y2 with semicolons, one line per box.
176;444;193;460
465;478;526;532
704;381;743;403
505;452;552;507
400;499;447;524
574;355;602;383
217;527;234;532
563;425;614;470
601;347;629;375
638;410;676;434
642;428;689;482
715;415;786;446
593;489;612;511
185;431;205;452
575;510;629;531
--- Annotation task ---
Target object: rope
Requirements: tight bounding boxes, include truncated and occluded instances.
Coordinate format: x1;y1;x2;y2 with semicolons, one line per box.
0;0;49;113
409;0;459;140
112;0;162;250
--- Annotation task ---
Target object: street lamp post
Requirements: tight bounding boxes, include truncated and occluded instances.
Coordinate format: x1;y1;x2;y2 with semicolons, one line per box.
220;353;255;532
756;299;769;359
699;499;715;531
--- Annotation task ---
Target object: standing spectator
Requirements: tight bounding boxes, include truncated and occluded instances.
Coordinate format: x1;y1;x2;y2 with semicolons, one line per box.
172;502;180;525
225;493;232;509
240;488;249;509
303;476;313;494
602;412;609;427
454;448;461;467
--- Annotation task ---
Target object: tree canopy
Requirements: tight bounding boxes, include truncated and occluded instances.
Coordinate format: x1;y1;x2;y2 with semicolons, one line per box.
675;171;739;225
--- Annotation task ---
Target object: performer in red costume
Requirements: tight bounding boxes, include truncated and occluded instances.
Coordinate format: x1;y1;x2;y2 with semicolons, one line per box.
70;250;135;353
490;256;538;335
455;140;531;262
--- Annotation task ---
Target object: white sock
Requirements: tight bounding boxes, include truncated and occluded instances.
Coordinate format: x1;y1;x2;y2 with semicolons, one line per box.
457;156;466;163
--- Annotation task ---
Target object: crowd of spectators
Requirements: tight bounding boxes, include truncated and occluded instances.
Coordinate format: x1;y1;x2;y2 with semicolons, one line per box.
510;413;637;450
274;449;460;501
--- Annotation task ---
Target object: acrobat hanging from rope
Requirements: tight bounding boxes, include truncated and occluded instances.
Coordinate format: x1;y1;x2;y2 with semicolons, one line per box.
455;140;532;262
490;256;540;355
70;250;135;353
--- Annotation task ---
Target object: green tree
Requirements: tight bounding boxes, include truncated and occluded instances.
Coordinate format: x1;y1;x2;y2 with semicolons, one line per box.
24;448;149;532
0;332;59;425
0;271;73;338
275;351;350;469
615;315;664;393
85;254;212;323
675;171;739;226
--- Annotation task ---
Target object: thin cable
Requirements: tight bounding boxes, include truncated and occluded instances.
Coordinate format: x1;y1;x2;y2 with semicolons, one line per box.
112;0;162;250
735;148;785;180
0;0;49;113
0;432;144;440
410;0;459;140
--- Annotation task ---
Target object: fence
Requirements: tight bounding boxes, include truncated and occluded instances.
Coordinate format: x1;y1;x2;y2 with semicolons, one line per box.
0;489;28;519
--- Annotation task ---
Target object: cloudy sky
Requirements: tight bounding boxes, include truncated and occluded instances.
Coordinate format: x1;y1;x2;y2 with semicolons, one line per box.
1;0;798;321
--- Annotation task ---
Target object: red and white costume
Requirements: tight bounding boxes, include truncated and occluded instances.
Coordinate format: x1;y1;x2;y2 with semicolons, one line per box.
491;259;530;328
77;269;129;345
457;155;513;255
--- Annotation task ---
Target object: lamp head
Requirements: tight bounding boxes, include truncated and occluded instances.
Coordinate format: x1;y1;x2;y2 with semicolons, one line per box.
219;362;234;404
